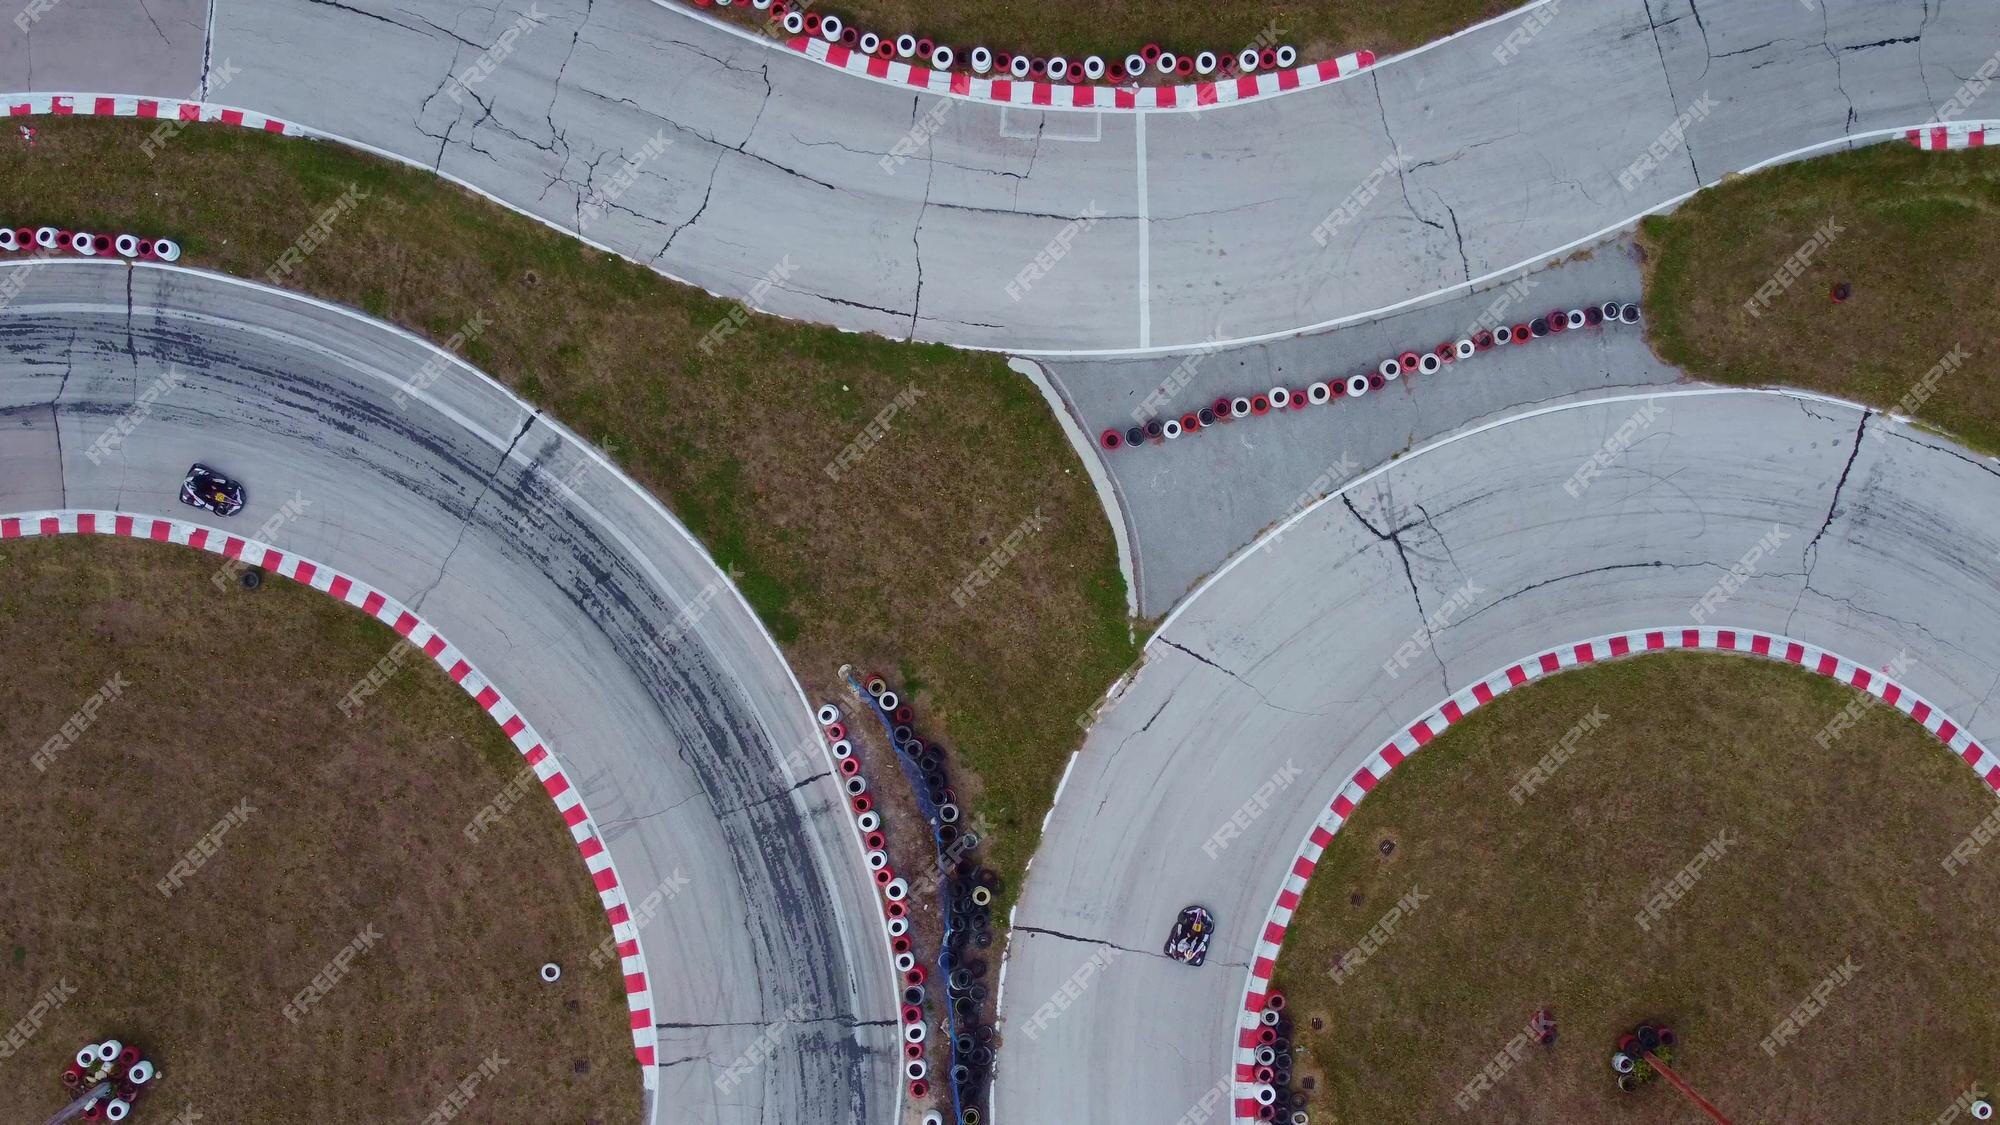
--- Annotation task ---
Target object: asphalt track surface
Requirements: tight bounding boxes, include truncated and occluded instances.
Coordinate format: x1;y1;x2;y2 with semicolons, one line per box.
0;260;899;1125
1038;237;1680;615
5;0;1996;353
997;388;2000;1123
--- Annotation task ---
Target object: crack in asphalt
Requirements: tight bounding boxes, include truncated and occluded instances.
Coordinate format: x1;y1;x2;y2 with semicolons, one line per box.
1785;411;1872;635
1342;493;1452;687
47;325;78;509
1012;924;1155;959
410;410;539;612
716;769;834;820
1370;71;1446;240
1818;3;1861;137
1157;639;1324;718
1639;0;1707;187
1685;0;1714;80
657;1016;894;1030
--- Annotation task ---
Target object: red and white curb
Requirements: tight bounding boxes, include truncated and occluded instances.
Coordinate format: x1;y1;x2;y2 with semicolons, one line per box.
1906;121;1998;150
0;510;660;1088
785;37;1373;111
6;93;304;136
1229;625;2000;1121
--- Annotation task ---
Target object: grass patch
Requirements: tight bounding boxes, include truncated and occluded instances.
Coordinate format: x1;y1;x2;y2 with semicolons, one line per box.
720;0;1508;65
1273;653;2000;1124
1640;144;2000;452
0;536;638;1123
0;117;1135;905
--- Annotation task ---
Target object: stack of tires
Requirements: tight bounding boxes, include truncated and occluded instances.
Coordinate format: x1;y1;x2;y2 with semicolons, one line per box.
1100;300;1645;456
736;0;1298;90
857;672;997;1123
1251;992;1309;1123
0;226;181;261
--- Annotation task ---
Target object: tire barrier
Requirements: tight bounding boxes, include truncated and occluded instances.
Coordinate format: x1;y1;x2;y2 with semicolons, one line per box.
717;0;1378;111
838;668;1003;1121
1230;625;2000;1121
1096;294;1656;456
0;227;184;263
814;695;920;1103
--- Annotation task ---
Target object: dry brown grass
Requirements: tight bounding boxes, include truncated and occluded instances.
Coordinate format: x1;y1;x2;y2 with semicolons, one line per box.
1273;653;2000;1125
0;116;1137;908
1640;144;2000;453
0;537;638;1123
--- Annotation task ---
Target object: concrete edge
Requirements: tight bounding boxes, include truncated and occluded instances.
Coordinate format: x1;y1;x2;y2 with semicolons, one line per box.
1009;356;1139;619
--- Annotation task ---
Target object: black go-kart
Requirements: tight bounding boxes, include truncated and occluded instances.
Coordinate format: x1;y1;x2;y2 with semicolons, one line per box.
179;463;247;517
1164;905;1214;967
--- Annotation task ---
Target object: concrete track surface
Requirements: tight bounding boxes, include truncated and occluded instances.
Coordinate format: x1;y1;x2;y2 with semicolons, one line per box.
0;260;898;1125
5;0;1996;353
997;389;2000;1123
1038;237;1680;614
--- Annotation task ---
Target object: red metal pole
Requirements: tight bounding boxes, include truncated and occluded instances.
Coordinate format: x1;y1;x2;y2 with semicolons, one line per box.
1644;1051;1735;1125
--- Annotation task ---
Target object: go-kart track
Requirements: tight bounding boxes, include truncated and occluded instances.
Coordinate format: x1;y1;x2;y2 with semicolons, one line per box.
8;0;2000;1124
0;261;901;1125
997;389;2000;1123
5;0;1998;354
